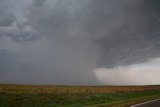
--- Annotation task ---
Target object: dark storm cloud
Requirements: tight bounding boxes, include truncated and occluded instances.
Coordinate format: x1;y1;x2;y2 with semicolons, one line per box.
0;0;16;27
27;0;160;68
82;0;160;68
1;0;160;85
33;0;47;6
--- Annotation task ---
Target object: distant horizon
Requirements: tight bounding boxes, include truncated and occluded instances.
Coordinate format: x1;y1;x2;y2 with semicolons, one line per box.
0;82;160;87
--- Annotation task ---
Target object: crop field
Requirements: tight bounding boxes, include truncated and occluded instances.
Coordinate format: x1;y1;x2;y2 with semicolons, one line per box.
0;84;160;107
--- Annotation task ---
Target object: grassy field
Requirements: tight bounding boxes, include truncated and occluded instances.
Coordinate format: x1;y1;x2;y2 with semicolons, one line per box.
0;84;160;107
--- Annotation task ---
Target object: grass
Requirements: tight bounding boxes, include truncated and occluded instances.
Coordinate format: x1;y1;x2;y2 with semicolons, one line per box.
0;84;160;107
85;94;160;107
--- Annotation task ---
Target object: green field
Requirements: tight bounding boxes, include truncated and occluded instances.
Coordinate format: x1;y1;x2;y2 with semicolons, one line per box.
0;84;160;107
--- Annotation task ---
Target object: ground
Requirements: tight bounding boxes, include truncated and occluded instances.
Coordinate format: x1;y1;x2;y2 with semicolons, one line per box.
0;84;160;107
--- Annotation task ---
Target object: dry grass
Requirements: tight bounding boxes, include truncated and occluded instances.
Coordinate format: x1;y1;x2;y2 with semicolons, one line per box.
0;84;160;107
0;84;160;94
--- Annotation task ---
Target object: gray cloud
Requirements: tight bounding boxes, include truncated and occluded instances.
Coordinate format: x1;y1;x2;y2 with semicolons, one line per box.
82;0;160;68
0;0;160;85
0;26;41;42
33;0;47;6
0;0;16;27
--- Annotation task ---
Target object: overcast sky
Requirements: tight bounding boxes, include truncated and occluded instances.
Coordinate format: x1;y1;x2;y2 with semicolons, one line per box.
0;0;160;85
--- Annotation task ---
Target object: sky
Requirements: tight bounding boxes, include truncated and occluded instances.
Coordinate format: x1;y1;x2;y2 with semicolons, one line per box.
0;0;160;85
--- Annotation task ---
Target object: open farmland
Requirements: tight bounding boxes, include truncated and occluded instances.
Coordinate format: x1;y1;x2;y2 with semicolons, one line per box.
0;84;160;107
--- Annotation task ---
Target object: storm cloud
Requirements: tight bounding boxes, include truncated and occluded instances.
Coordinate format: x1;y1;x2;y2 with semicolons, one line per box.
0;0;160;85
0;0;16;27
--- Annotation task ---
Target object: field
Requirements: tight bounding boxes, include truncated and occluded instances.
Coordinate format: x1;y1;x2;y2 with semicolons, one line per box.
0;84;160;107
